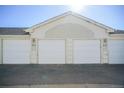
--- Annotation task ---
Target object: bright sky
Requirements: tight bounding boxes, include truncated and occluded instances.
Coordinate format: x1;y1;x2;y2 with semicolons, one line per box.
0;5;124;30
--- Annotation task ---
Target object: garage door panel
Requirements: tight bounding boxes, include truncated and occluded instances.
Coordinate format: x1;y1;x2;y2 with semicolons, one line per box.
73;40;100;64
3;40;31;64
4;59;30;63
38;40;65;64
108;40;124;64
39;59;65;64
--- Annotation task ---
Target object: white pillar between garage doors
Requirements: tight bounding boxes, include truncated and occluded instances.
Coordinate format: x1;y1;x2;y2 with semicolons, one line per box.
0;39;3;64
66;39;73;64
100;39;109;64
30;38;38;64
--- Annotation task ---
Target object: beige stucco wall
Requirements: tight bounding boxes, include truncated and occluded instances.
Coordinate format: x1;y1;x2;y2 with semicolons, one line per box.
45;23;95;39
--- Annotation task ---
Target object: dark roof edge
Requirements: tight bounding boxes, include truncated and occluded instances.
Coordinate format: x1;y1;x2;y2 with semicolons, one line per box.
109;29;124;34
0;27;29;35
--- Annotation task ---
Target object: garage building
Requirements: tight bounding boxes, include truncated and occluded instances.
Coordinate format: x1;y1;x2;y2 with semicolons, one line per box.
0;11;124;64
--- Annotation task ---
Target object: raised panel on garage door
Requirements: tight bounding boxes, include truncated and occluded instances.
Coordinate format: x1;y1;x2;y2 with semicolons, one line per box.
108;40;124;64
73;40;100;64
38;40;65;64
3;40;31;64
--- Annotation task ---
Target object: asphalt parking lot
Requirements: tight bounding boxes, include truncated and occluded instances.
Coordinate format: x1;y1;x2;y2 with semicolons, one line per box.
0;64;124;88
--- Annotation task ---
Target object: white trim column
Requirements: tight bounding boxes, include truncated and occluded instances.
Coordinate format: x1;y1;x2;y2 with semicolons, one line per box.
0;39;3;64
66;38;73;64
100;39;109;64
30;38;38;64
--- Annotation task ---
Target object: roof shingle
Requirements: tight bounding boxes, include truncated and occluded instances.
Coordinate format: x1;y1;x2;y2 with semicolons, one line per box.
0;27;29;35
109;30;124;34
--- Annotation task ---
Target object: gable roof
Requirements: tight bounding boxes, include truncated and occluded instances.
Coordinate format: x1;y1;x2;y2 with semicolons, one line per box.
25;11;114;32
0;27;29;35
0;11;123;35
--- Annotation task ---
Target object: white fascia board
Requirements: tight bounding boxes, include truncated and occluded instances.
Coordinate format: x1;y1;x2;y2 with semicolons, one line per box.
0;35;30;39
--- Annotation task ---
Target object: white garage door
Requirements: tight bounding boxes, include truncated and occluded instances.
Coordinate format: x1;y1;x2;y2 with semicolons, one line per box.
108;40;124;64
38;40;65;64
3;40;31;64
73;40;100;64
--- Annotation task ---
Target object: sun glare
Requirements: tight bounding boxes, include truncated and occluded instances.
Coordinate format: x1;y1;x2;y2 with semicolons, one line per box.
68;5;86;13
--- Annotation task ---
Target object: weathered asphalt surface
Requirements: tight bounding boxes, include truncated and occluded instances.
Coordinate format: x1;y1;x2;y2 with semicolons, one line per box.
0;64;124;87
